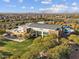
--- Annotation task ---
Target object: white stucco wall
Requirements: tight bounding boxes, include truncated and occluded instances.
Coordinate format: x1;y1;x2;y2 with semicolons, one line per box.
27;27;49;32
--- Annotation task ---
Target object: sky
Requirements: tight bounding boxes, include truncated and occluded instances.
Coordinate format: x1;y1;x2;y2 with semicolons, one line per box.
0;0;79;13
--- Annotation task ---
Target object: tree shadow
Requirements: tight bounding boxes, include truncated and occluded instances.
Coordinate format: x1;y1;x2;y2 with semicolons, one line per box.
0;41;6;47
1;39;12;42
0;51;13;59
0;39;13;47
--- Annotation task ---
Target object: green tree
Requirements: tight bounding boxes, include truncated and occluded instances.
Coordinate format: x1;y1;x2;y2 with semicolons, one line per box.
47;45;71;59
20;34;58;59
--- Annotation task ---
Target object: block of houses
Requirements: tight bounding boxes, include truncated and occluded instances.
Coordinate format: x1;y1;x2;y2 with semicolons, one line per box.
3;25;27;42
4;22;75;42
4;23;62;41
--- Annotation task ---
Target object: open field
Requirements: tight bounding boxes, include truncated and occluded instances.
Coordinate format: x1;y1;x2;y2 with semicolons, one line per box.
0;38;33;58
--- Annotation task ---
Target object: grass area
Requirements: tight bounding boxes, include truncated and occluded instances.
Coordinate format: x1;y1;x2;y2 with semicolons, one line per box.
0;38;33;57
0;30;6;35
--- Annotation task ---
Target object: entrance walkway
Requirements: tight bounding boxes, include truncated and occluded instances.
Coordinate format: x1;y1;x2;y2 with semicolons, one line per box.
70;45;79;59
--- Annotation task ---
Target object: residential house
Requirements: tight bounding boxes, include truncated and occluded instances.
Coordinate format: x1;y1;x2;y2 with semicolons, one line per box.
25;23;62;38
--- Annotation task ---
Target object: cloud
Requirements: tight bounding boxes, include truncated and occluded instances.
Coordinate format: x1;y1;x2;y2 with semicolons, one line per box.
73;7;78;10
6;4;16;8
22;6;26;9
52;4;68;12
8;5;16;7
41;0;52;4
34;0;38;2
10;5;16;7
39;3;79;13
71;6;79;12
39;4;68;13
30;6;34;9
72;2;77;6
71;2;79;12
3;0;10;3
19;0;23;3
63;0;66;1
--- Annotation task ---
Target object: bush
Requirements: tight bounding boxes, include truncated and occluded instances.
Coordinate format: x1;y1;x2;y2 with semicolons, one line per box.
47;45;71;59
68;34;79;44
60;38;69;45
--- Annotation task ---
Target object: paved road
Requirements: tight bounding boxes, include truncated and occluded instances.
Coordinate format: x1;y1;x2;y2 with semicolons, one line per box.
70;45;79;59
70;50;79;59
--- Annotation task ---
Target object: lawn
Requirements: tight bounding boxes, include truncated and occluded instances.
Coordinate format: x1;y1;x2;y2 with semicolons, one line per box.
0;38;33;58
